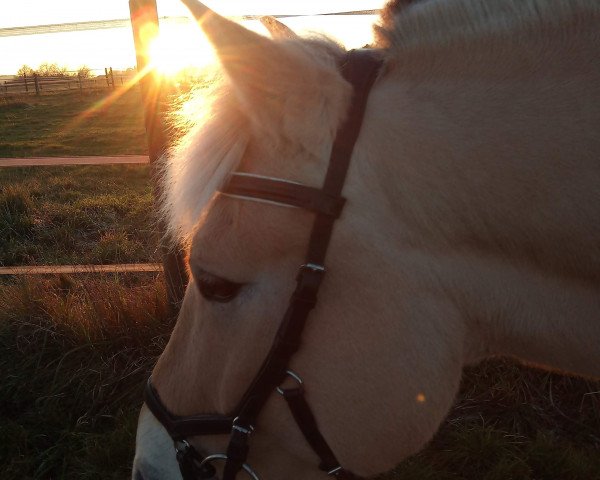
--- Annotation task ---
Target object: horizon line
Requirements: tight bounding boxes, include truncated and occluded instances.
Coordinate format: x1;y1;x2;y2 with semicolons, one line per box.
0;10;379;38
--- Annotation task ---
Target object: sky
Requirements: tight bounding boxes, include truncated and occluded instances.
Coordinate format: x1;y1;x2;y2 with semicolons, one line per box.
0;0;382;75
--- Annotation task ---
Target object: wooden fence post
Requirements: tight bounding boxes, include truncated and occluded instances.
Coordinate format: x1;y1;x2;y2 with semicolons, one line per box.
109;67;115;89
129;0;187;314
24;73;28;93
78;73;83;92
33;73;40;95
104;67;110;88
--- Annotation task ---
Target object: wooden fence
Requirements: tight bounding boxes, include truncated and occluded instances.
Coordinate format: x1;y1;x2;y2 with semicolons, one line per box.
0;155;157;276
2;68;135;95
1;0;188;314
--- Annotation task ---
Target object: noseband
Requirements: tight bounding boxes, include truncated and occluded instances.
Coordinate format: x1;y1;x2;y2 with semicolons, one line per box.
144;49;383;480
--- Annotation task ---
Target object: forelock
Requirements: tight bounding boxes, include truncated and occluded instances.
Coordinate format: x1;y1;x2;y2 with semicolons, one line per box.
160;35;350;245
160;77;249;244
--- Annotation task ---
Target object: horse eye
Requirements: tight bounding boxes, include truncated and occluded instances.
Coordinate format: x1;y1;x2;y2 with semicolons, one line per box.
192;268;243;303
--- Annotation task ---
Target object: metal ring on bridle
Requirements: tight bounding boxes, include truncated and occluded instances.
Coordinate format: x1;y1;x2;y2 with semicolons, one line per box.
276;370;303;395
174;439;191;453
198;454;260;480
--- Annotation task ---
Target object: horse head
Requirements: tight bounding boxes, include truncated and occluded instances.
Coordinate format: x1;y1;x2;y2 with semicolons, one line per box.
133;0;600;478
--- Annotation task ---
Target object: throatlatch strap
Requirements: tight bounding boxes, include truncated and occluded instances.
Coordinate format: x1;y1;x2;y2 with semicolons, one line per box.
281;387;340;472
281;388;361;480
307;48;382;265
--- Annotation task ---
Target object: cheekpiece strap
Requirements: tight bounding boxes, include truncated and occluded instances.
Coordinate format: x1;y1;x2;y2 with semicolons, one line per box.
226;48;383;478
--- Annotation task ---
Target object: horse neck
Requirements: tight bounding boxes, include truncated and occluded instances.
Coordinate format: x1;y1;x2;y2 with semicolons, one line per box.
433;253;600;378
350;23;600;377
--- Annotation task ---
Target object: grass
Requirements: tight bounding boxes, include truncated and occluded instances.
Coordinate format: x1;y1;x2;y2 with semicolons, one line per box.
0;88;156;267
0;274;171;479
387;363;600;479
0;165;158;266
1;274;598;479
1;86;599;479
0;87;171;479
0;89;147;157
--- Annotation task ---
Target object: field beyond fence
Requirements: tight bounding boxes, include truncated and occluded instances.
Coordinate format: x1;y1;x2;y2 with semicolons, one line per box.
2;67;135;96
0;88;147;158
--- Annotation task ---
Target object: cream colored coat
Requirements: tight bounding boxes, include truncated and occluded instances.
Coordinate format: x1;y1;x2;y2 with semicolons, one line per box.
133;1;600;479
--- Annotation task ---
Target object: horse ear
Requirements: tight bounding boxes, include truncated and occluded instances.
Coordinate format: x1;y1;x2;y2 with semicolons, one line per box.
181;0;271;65
260;16;298;39
181;1;297;119
181;0;348;152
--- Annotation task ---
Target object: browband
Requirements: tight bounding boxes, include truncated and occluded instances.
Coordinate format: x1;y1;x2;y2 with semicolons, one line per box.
221;173;346;218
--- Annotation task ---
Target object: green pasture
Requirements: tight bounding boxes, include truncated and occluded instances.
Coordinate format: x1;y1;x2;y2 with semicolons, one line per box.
0;88;599;479
0;165;157;266
0;88;146;157
0;89;157;267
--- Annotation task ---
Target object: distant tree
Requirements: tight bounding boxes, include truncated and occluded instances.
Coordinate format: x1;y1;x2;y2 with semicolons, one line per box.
76;66;92;79
16;64;34;78
37;62;69;77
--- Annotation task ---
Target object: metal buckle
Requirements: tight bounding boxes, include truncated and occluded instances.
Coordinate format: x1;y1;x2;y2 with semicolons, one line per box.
300;263;325;273
276;370;303;395
232;417;254;436
295;263;326;296
199;453;260;480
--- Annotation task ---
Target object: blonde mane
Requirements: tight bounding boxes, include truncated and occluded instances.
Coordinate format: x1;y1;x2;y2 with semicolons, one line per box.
375;0;599;50
160;78;249;244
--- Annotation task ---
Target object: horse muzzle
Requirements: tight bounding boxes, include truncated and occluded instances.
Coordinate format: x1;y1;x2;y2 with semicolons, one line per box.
173;439;261;480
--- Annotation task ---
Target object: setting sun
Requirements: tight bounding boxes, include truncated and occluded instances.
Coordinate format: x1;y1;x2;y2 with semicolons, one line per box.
148;25;217;77
149;26;216;76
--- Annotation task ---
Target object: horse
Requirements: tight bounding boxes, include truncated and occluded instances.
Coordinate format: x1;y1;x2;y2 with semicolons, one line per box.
132;0;600;478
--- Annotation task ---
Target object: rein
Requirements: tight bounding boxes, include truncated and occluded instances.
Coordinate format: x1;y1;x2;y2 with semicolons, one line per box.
144;48;383;480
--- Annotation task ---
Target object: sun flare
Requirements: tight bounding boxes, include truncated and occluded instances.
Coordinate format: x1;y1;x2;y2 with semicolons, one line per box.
148;25;217;77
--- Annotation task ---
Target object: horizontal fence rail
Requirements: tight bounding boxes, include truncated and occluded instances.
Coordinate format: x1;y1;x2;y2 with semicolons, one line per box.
0;155;149;167
2;69;134;95
0;264;163;275
1;155;155;277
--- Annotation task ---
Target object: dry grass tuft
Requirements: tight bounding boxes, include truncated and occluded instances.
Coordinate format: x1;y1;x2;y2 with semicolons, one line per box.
0;274;172;479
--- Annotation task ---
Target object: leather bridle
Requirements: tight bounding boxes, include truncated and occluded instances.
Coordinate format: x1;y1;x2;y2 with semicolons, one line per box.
144;49;383;480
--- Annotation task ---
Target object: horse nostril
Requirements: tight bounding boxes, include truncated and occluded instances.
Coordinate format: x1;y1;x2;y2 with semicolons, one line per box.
133;469;145;480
